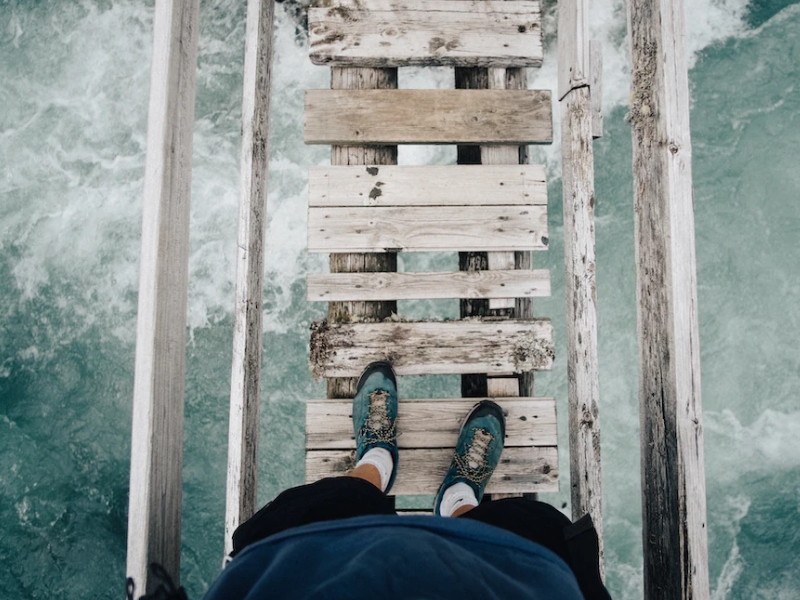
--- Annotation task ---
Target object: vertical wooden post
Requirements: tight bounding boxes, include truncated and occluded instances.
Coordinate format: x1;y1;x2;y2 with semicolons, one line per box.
627;0;709;597
126;0;200;593
224;0;275;557
327;67;398;401
558;0;604;574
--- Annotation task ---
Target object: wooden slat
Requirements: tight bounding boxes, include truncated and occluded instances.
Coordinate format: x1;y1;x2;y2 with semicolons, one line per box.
225;0;275;558
306;269;551;302
308;205;548;253
309;319;555;378
306;446;559;495
557;0;590;101
309;0;543;68
127;0;199;593
306;397;557;449
487;377;521;398
305;89;553;145
487;252;516;310
629;0;709;595
308;164;547;208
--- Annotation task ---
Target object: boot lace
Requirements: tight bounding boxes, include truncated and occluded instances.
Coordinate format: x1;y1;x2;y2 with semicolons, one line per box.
359;389;397;445
453;428;494;484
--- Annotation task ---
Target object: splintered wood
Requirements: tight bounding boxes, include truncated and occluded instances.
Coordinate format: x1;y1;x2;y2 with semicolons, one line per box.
309;319;554;379
309;0;542;68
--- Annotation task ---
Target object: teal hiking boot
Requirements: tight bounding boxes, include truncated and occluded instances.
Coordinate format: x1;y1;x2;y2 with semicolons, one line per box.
353;361;399;493
434;400;506;515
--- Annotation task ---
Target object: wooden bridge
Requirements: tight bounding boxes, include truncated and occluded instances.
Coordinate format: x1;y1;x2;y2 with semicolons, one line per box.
125;1;710;598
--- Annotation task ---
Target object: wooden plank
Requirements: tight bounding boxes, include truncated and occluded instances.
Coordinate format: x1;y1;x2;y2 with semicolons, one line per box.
326;67;399;400
309;319;555;378
306;397;557;449
308;164;547;208
306;446;559;495
305;89;553;145
590;40;603;139
628;0;709;597
309;0;543;68
486;377;521;398
557;0;590;100
306;269;551;302
224;0;274;558
308;205;548;253
487;251;516;310
561;86;604;563
126;0;199;594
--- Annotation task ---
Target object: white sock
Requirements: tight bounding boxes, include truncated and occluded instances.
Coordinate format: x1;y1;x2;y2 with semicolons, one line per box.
439;482;478;517
355;447;394;492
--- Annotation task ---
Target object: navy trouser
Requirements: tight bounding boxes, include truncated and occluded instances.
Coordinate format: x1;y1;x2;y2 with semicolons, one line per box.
231;477;610;599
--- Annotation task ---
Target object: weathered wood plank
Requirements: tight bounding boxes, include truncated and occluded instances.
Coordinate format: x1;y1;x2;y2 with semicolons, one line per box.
557;0;590;100
560;86;604;565
327;67;399;400
590;40;603;139
628;0;709;596
224;0;274;558
309;319;555;378
306;397;557;449
309;0;543;68
308;164;547;208
486;377;521;398
306;269;551;302
308;205;548;253
127;0;199;593
306;446;559;495
305;89;553;145
487;252;516;309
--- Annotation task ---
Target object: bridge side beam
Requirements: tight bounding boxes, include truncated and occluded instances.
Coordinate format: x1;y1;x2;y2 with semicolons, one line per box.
127;0;200;593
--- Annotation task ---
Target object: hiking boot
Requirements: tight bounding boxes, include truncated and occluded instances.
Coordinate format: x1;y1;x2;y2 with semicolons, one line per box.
353;361;399;493
434;400;506;515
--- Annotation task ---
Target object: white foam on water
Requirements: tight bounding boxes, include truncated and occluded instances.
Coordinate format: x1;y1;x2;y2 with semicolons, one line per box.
711;495;751;600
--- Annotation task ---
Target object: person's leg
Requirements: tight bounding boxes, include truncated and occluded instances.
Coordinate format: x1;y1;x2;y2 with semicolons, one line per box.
232;361;400;557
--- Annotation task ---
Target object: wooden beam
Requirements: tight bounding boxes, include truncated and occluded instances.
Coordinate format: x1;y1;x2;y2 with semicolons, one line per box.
306;397;557;449
304;89;553;145
308;164;547;207
126;0;199;594
306;446;559;495
308;205;548;253
326;67;399;400
627;0;709;597
224;0;274;558
309;0;543;68
559;0;605;577
557;0;590;100
306;269;551;302
590;40;603;139
309;319;554;379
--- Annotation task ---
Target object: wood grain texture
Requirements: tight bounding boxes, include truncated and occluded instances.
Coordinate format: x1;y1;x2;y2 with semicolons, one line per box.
308;164;547;207
126;0;199;593
306;269;551;302
628;0;709;597
310;319;554;378
224;0;274;558
308;205;548;253
309;0;543;68
304;89;553;145
590;40;603;139
306;446;559;495
557;0;590;100
327;67;399;399
560;86;604;569
306;397;557;449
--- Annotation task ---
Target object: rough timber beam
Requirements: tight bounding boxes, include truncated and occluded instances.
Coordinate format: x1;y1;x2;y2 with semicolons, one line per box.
558;0;605;576
225;0;275;558
126;0;199;594
627;0;710;597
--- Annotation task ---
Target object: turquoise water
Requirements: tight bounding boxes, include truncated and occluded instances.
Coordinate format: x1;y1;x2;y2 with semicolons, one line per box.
1;0;799;598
